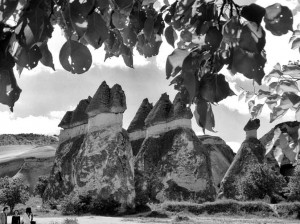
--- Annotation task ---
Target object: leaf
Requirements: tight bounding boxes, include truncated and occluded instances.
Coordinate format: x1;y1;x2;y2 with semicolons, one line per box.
250;104;264;119
39;43;55;71
222;16;242;44
257;89;271;100
265;127;281;155
270;107;288;123
122;24;138;48
84;11;109;49
164;25;177;48
282;64;300;78
278;94;294;110
0;69;22;112
292;38;300;50
112;10;128;29
284;92;300;105
194;98;215;133
265;94;280;110
241;4;266;26
295;106;300;121
15;45;42;70
121;45;133;68
59;40;92;74
0;0;19;21
231;47;266;85
136;34;162;58
67;0;95;39
204;26;222;51
142;0;157;5
279;133;298;164
115;0;134;15
144;17;155;41
245;91;255;102
264;3;293;36
238;91;246;101
264;68;283;82
269;82;278;92
198;73;235;103
276;80;299;94
165;49;189;79
274;146;284;166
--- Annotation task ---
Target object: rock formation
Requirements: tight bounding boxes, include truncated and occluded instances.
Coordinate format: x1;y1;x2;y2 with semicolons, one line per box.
218;119;287;202
198;135;235;191
44;81;135;212
14;157;55;193
134;93;216;205
127;98;153;156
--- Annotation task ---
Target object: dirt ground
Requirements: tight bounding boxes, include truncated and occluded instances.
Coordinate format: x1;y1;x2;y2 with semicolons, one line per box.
6;215;300;224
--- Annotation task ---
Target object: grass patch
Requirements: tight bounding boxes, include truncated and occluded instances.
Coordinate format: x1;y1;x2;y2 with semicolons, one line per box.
162;199;294;218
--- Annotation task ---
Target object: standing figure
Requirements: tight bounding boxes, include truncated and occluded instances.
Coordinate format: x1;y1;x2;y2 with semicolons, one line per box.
12;210;21;224
0;207;9;224
21;207;33;224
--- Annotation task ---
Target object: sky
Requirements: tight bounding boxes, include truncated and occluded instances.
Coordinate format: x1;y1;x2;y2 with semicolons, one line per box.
0;0;300;152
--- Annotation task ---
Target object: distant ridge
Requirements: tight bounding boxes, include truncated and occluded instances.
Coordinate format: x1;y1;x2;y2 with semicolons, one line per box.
0;134;58;146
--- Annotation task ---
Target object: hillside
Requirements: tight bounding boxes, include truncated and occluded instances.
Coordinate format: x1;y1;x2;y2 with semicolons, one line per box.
0;133;58;146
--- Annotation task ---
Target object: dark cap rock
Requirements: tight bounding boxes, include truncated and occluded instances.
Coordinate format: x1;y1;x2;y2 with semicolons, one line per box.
70;98;91;127
58;111;73;129
243;119;260;131
127;98;153;133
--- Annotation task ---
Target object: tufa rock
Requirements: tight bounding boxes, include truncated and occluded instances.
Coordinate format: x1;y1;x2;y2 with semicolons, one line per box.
45;81;135;213
198;135;235;191
135;128;216;205
171;92;193;121
69;98;91;128
127;98;153;156
218;138;286;202
145;93;172;126
58;111;73;129
127;98;153;133
86;81;126;117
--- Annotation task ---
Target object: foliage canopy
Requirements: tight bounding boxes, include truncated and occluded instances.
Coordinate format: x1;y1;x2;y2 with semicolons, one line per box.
0;0;299;135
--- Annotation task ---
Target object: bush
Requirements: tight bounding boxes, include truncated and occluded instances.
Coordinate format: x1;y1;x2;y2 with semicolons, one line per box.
61;193;86;215
62;218;79;224
275;202;300;219
34;176;49;199
90;195;121;215
238;163;287;202
286;165;300;201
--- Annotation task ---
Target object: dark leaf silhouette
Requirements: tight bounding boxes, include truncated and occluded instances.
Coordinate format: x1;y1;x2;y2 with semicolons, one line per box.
198;73;235;103
164;25;177;47
264;3;293;36
59;40;92;74
165;49;189;79
241;4;265;25
194;98;215;133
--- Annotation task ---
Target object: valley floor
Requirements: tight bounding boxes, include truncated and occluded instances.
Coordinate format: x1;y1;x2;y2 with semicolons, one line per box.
8;215;299;224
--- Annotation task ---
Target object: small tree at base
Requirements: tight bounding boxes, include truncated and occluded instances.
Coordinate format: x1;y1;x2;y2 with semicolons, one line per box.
34;175;49;201
0;177;30;213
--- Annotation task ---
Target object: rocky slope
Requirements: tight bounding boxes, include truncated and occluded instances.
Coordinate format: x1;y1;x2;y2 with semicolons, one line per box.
134;93;216;205
198;135;235;190
44;82;135;212
0;134;57;146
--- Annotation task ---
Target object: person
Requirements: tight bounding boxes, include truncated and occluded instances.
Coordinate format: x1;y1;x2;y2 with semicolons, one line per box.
21;207;33;224
11;210;20;224
0;207;9;224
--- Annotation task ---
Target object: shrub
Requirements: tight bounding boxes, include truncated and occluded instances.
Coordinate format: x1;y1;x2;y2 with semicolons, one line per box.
61;193;84;215
238;163;287;202
62;218;79;224
275;202;300;219
286;165;300;201
90;195;121;215
34;176;49;199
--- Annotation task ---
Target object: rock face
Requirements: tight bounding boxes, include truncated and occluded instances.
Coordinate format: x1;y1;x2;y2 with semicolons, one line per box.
14;157;55;193
135;93;216;205
198;135;235;191
260;121;300;176
218;137;287;202
44;81;135;212
127;98;153;156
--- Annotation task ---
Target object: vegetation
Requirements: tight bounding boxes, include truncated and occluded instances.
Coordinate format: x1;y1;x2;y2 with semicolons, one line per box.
61;192;121;216
0;177;30;212
0;133;58;146
163;199;300;219
286;165;300;201
34;175;49;200
0;0;298;129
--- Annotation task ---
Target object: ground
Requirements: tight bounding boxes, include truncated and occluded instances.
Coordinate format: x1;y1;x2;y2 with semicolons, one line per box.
6;215;300;224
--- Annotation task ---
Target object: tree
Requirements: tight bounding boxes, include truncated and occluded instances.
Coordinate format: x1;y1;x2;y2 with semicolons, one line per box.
0;177;30;212
0;1;299;141
34;175;49;200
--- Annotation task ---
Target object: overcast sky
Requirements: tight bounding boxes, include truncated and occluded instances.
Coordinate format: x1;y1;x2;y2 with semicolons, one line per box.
0;0;299;152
